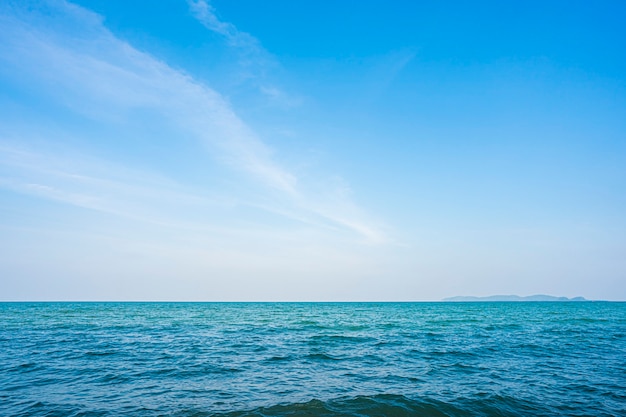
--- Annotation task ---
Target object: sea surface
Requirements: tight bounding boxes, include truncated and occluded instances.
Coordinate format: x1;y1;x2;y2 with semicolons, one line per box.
0;302;624;416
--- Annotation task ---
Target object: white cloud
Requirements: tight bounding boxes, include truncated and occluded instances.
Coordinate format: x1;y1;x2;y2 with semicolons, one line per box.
187;0;302;107
0;0;387;244
188;0;254;47
187;0;269;82
259;85;303;108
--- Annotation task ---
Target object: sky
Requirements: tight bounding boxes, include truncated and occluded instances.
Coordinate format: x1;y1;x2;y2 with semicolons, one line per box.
0;0;625;301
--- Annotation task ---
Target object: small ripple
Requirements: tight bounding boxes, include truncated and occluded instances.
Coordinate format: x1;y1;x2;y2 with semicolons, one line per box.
265;355;291;362
305;352;341;361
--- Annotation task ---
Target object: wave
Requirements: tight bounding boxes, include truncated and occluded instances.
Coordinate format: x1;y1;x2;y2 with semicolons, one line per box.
7;394;561;417
207;394;550;417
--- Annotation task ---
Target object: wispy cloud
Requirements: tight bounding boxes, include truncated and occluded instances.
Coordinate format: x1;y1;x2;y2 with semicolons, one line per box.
0;142;227;229
187;0;269;85
259;85;303;108
0;0;387;244
188;0;258;49
187;0;301;108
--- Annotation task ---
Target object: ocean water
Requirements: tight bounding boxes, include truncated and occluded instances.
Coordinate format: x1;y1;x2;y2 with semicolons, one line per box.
0;302;624;416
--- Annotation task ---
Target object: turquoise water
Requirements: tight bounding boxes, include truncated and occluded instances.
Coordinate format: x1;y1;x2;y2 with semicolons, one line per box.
1;302;624;416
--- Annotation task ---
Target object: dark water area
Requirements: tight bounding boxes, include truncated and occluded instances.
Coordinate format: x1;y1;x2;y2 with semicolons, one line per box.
1;302;624;416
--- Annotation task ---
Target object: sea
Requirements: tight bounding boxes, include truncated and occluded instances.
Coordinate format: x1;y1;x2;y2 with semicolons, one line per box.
1;302;624;416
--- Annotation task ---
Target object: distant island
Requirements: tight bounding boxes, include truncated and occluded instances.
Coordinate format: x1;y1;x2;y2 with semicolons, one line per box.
442;295;588;302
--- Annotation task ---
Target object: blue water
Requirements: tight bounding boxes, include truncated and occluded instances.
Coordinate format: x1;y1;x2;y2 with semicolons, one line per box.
1;302;624;416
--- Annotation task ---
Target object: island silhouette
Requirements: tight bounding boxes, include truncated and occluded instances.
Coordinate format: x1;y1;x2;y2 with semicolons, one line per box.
442;295;588;302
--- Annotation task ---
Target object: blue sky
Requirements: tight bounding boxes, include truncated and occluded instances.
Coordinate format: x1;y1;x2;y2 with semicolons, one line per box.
1;0;625;300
